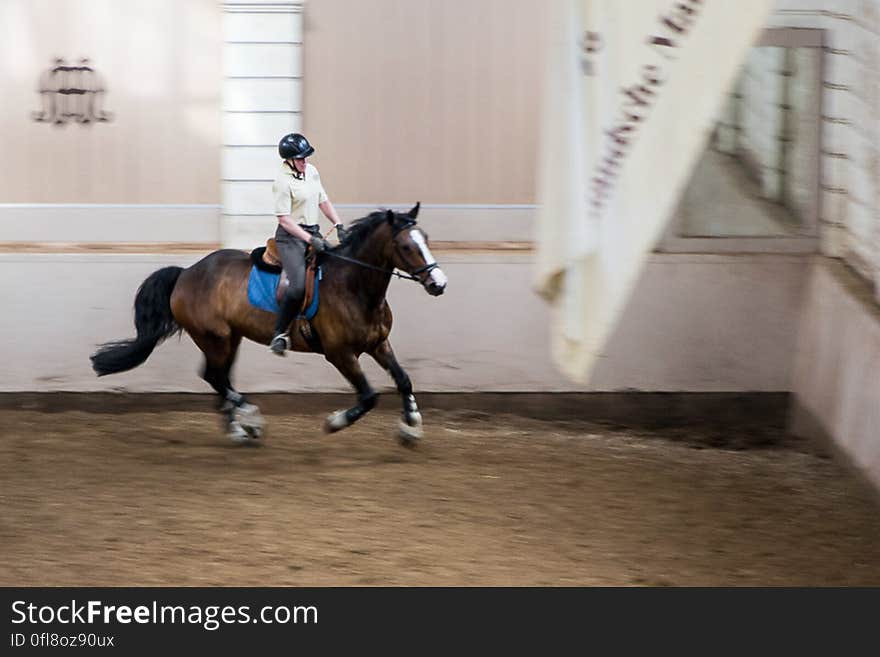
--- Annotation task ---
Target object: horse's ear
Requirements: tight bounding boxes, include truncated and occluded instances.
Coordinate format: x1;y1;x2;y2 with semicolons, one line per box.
385;209;395;224
408;202;420;219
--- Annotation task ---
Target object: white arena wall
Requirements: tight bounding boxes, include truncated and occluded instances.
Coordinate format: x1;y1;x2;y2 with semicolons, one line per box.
0;248;808;394
790;260;880;488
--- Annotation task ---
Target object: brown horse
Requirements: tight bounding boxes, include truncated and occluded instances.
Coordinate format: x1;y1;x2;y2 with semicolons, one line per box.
90;203;447;444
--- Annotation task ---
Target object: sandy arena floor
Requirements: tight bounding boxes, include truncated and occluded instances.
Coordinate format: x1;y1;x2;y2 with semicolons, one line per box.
1;402;879;586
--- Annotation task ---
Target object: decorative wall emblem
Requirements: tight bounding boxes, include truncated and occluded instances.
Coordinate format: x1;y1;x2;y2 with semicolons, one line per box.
32;58;113;125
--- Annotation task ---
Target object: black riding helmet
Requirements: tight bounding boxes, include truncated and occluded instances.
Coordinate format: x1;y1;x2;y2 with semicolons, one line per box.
278;133;314;160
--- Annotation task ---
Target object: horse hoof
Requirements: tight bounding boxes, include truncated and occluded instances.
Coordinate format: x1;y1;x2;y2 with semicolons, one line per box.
236;403;264;426
404;410;422;428
227;421;250;444
236;404;265;440
324;410;349;434
404;396;422;428
244;424;264;441
398;420;423;445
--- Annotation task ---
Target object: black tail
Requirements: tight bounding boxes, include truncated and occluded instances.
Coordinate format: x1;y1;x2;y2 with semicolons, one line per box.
90;266;184;376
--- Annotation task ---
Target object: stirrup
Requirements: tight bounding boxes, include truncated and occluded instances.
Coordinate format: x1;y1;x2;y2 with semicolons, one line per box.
270;332;290;356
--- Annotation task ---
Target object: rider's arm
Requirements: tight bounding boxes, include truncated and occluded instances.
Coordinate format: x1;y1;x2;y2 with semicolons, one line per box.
319;199;343;230
277;215;314;242
314;168;342;231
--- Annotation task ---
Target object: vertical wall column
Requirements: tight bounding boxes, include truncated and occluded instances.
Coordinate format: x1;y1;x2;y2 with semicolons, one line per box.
768;2;880;296
865;4;880;303
222;1;305;248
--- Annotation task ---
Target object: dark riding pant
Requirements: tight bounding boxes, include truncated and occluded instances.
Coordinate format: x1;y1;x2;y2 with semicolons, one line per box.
274;224;317;334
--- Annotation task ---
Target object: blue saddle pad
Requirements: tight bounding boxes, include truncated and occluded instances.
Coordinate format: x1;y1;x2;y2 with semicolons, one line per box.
247;266;281;313
246;266;322;320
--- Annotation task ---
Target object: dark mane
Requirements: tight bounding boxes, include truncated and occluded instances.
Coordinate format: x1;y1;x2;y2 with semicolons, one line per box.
335;209;394;255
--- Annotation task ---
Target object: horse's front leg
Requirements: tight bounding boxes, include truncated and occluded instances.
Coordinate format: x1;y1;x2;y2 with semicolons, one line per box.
369;340;423;444
323;350;379;433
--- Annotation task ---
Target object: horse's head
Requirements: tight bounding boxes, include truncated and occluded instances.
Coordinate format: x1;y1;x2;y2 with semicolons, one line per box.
386;202;447;296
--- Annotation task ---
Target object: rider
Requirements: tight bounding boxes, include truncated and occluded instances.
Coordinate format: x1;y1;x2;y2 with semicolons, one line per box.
269;132;347;356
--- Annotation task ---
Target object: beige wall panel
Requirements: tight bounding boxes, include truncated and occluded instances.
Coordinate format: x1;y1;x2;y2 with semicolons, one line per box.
303;0;545;204
0;0;221;204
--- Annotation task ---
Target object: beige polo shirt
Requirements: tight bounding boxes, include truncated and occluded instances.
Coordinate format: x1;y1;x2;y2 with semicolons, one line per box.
272;161;329;226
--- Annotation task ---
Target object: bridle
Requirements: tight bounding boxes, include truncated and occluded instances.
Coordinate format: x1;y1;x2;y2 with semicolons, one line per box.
322;220;438;284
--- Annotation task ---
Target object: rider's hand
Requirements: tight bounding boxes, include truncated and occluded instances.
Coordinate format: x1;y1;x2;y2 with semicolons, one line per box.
335;223;349;242
310;235;331;253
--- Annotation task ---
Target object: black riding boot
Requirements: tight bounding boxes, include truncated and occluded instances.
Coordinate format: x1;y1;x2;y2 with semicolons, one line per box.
271;225;309;356
270;294;300;356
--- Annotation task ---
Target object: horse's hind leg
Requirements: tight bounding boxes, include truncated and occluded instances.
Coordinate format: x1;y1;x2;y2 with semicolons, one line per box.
193;331;264;443
323;350;378;434
369;340;423;444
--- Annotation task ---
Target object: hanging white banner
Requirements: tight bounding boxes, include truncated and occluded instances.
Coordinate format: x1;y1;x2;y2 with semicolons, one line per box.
535;0;774;382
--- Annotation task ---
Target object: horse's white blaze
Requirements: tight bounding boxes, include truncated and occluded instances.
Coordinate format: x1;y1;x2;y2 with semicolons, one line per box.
411;229;447;288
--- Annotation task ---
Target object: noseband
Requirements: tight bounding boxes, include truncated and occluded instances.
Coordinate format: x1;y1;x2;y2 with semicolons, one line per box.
392;221;439;281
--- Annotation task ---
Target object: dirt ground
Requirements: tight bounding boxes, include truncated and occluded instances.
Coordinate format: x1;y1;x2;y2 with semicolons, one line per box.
1;399;879;586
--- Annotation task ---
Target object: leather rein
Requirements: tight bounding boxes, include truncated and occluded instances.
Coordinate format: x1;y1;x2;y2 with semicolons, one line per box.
321;221;437;283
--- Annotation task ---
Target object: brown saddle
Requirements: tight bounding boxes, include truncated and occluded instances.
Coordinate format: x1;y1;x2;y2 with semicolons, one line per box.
262;237;319;315
262;237;283;268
